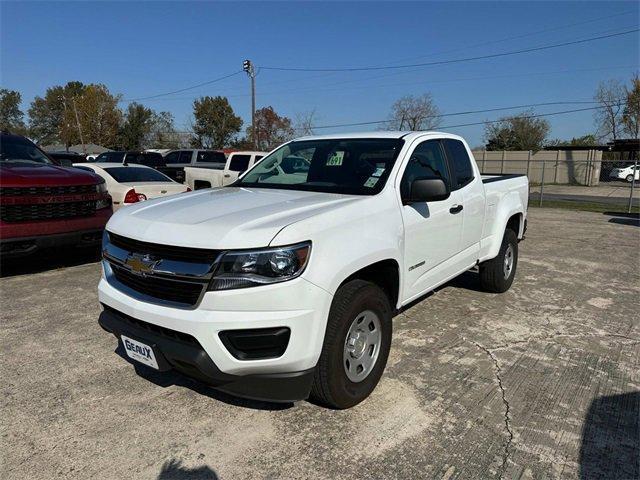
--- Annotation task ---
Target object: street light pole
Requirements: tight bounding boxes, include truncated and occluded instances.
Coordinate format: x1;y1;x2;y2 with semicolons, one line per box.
243;59;256;149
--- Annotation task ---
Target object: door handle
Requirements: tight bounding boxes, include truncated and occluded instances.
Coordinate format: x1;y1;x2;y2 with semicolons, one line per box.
223;174;231;178
449;204;463;214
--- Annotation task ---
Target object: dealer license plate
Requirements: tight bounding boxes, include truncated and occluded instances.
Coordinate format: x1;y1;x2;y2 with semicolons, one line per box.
121;335;159;369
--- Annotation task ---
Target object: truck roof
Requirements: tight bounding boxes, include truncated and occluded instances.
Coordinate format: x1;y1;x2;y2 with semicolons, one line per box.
294;131;457;141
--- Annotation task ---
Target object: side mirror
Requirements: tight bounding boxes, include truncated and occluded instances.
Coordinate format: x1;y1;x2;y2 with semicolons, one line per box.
403;178;449;204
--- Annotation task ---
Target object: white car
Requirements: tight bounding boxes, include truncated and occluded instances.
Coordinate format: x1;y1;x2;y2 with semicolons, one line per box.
73;162;190;211
609;164;639;182
98;131;528;408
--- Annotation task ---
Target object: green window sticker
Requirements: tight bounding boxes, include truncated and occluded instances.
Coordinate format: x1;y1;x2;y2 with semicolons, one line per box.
364;176;379;188
326;151;345;166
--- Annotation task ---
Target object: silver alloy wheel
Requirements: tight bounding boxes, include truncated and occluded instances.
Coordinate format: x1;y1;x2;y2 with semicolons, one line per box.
343;310;381;383
504;244;514;280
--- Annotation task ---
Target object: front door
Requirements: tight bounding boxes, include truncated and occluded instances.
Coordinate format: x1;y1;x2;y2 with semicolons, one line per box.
400;139;465;302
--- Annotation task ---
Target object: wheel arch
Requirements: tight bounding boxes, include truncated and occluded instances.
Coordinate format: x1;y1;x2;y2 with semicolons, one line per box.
338;259;401;310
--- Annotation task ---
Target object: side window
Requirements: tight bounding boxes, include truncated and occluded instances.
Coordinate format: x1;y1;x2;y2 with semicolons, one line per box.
228;154;251;172
178;151;193;164
164;151;180;164
400;140;450;200
443;139;474;189
253;155;263;162
197;151;226;163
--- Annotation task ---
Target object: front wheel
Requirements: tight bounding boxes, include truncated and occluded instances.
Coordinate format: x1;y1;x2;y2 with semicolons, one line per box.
310;280;392;409
479;229;518;293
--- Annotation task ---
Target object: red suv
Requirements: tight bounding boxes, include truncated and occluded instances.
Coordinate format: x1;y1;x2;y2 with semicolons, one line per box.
0;132;112;257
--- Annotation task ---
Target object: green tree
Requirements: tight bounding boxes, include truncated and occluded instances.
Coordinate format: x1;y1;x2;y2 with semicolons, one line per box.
622;73;639;139
0;88;26;134
28;81;85;146
547;134;598;147
484;111;550;151
247;106;294;150
144;111;181;149
118;102;153;150
60;84;121;149
191;96;242;148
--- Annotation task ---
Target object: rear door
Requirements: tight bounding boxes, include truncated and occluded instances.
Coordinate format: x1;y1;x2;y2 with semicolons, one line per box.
442;138;485;259
399;139;464;301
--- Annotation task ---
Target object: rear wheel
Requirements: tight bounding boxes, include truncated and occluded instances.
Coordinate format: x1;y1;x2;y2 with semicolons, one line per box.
479;229;518;293
310;280;392;409
626;174;634;183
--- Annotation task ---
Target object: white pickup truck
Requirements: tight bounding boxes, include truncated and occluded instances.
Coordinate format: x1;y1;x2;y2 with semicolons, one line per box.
98;131;528;409
184;151;267;190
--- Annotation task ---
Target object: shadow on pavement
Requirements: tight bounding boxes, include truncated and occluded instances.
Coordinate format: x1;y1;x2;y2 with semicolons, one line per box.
157;459;218;480
579;392;639;480
603;211;640;227
0;246;101;278
114;343;294;412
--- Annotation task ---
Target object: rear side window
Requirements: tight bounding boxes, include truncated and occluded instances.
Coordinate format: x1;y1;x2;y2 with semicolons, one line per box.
228;154;251;172
164;151;180;164
178;151;193;163
443;139;474;189
197;151;226;163
400;140;450;200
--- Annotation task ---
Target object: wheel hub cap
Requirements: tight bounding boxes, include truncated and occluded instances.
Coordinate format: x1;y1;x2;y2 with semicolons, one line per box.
343;310;382;383
504;244;514;280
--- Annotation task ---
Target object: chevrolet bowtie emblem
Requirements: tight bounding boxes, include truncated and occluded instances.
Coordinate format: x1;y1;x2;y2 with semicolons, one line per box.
125;253;159;275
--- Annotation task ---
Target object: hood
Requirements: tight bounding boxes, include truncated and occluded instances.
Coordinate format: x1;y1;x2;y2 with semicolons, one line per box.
106;186;365;249
0;163;100;187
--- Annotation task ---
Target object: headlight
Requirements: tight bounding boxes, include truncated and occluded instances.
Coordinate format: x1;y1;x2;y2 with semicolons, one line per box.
95;180;111;209
96;180;107;193
209;242;311;291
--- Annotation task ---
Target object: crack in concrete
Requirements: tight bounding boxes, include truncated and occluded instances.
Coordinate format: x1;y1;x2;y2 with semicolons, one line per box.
464;338;514;479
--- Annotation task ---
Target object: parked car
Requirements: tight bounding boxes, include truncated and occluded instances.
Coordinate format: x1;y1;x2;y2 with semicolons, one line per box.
47;151;87;167
98;132;528;408
94;151;166;169
0;132;112;257
161;149;228;183
609;164;639;182
185;150;268;190
74;162;190;211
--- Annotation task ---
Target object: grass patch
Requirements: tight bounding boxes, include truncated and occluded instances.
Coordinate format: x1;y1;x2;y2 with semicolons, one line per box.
530;200;640;214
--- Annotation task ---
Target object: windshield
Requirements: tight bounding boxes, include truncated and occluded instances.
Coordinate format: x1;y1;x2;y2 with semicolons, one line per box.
236;138;404;195
0;136;53;165
104;167;173;183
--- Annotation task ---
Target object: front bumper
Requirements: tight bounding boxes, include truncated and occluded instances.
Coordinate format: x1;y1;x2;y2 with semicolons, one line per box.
99;306;314;402
98;271;333;401
0;228;105;257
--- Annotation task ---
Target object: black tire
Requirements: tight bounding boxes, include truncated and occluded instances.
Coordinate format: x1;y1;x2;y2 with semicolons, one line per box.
310;280;392;409
626;174;634;183
479;228;518;293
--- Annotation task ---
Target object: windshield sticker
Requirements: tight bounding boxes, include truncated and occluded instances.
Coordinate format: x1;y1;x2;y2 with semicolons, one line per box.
364;176;379;188
326;151;345;166
372;167;385;177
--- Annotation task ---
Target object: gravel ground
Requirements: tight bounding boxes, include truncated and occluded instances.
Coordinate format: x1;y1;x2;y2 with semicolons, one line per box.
1;208;638;480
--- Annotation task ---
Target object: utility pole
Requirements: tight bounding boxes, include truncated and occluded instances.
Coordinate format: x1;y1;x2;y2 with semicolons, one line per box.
71;97;86;155
243;59;256;149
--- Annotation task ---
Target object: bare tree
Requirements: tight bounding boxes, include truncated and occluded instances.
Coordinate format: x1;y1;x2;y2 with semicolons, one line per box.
294;109;317;136
594;79;625;141
385;93;442;131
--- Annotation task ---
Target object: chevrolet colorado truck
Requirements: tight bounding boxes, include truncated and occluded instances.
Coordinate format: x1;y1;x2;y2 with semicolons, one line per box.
0;132;112;257
98;131;528;409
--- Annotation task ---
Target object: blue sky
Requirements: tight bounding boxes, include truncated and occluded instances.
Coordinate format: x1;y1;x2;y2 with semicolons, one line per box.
1;1;638;146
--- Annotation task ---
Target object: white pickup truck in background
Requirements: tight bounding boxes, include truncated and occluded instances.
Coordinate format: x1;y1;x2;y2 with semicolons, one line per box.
185;150;267;190
98;131;528;409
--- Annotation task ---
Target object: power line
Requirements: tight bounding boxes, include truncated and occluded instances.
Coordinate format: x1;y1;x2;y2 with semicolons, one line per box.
121;70;244;102
261;29;639;72
299;101;607;131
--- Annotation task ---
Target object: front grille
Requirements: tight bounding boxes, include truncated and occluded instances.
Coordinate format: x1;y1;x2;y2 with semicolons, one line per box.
102;304;198;345
108;232;219;263
0;184;96;196
111;263;205;306
0;200;96;222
